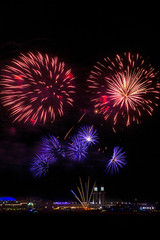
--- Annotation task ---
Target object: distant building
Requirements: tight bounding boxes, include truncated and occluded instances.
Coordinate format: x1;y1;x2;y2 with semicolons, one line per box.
92;185;106;205
0;196;35;213
0;195;158;214
0;196;16;202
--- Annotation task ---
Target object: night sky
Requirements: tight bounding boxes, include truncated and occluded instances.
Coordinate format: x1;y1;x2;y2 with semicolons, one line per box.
0;2;160;202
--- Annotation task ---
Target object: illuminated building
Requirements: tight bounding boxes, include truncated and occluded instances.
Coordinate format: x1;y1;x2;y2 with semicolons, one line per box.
0;196;26;212
92;185;106;205
0;196;16;202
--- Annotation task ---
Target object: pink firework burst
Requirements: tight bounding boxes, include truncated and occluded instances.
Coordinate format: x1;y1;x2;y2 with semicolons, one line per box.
87;52;160;128
0;52;76;125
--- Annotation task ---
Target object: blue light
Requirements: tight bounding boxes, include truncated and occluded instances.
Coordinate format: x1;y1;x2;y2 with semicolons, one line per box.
55;202;70;205
0;196;16;201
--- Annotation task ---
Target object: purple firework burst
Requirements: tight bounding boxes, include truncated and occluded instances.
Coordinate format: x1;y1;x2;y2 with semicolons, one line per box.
40;135;66;159
105;146;127;174
30;153;56;179
67;135;88;162
77;125;99;146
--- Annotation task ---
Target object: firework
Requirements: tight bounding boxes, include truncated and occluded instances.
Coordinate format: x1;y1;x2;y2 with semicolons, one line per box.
67;134;88;162
71;177;96;210
0;52;75;125
40;135;66;159
105;146;127;174
88;52;160;128
77;125;99;146
30;153;56;179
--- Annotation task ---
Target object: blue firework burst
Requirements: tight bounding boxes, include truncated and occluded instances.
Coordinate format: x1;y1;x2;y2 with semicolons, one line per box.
41;135;66;159
30;153;56;179
67;135;88;162
77;125;99;146
105;146;127;174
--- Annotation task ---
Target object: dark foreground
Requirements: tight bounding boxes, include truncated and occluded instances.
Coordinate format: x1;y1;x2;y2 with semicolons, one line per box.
1;210;159;224
0;211;159;236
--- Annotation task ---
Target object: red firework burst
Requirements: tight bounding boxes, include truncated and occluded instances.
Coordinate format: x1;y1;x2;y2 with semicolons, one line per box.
87;52;160;128
0;52;76;125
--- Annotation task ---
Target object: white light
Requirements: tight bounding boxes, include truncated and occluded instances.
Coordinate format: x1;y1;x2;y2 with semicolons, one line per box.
86;136;91;142
101;186;104;191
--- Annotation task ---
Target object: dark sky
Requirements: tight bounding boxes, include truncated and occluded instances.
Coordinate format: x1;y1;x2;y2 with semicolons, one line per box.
0;2;160;202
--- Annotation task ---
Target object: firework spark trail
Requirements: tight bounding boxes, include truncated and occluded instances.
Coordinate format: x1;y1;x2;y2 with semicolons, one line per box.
105;146;127;174
63;112;86;140
71;177;96;210
88;52;160;128
0;52;76;125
